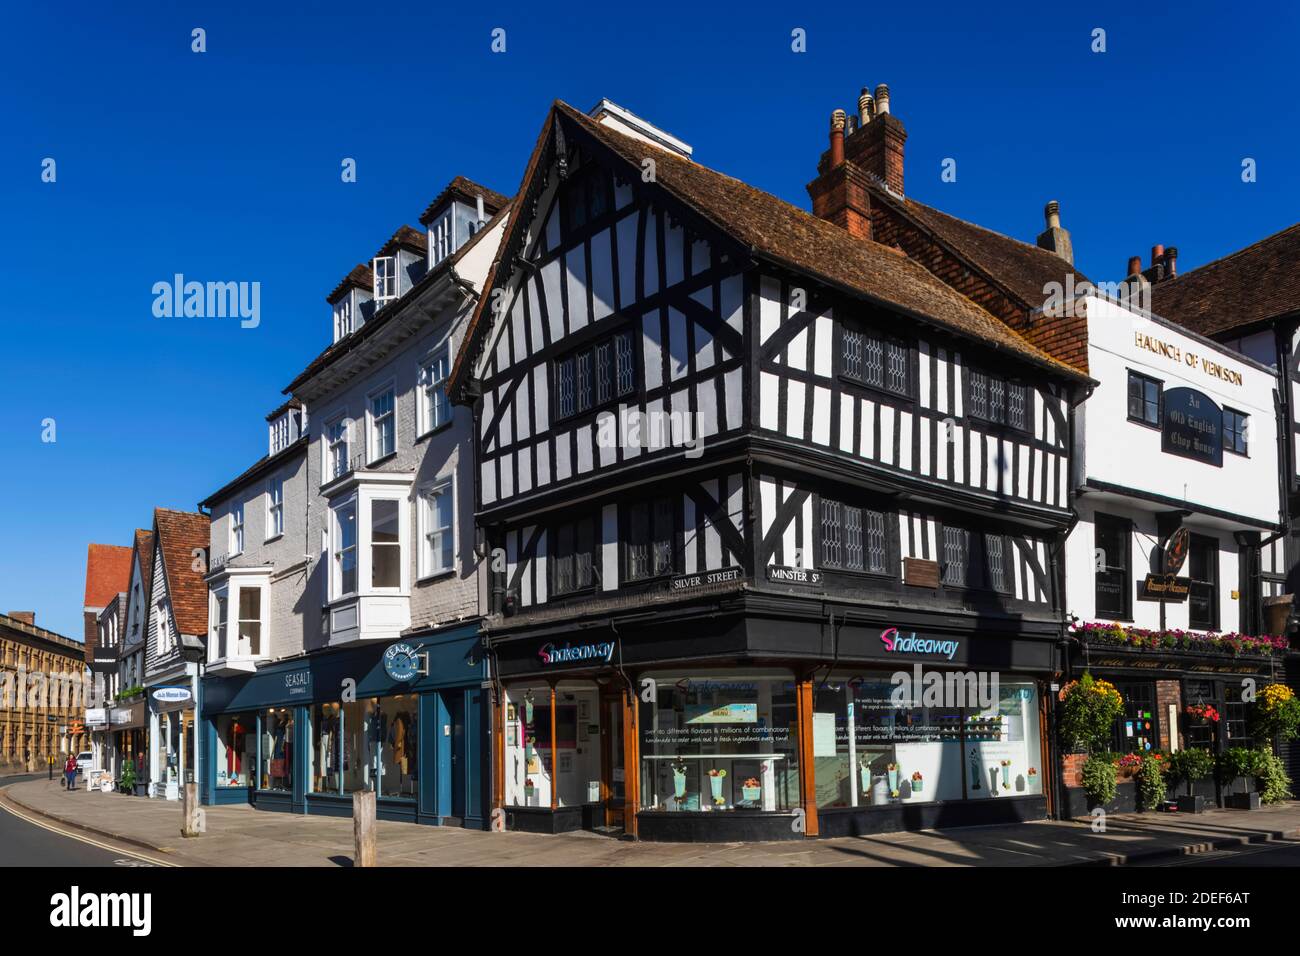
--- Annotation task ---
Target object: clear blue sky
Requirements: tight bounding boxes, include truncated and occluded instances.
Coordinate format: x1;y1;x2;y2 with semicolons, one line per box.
2;1;1296;641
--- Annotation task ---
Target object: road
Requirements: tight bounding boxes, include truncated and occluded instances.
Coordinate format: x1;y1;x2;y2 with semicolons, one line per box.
1135;838;1300;866
0;774;165;867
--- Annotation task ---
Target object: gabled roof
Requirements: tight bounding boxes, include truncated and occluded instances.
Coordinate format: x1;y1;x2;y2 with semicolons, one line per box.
375;225;427;259
265;396;302;423
128;528;155;615
326;264;373;305
877;188;1093;311
1150;223;1300;337
285;199;511;396
420;175;510;226
83;543;133;609
151;508;210;637
451;101;1090;396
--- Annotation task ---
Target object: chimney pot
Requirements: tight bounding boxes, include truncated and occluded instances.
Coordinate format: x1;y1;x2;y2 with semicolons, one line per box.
858;88;874;125
1151;244;1164;266
1165;246;1178;277
1044;200;1061;230
829;110;846;167
874;84;890;115
1127;256;1142;277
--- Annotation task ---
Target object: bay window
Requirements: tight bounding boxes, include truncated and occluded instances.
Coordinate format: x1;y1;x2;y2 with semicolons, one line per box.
237;587;262;656
332;499;358;597
371;499;401;589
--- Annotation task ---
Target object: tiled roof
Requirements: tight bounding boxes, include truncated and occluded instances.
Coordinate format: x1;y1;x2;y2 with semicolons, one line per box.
452;101;1089;393
83;543;133;608
375;225;427;259
326;264;373;305
420;175;510;226
882;190;1092;311
1150;223;1300;337
152;508;210;637
264;396;302;422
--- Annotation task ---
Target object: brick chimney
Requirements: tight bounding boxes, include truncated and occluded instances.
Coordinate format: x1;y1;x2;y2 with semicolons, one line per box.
8;611;35;626
1036;200;1074;265
808;84;908;238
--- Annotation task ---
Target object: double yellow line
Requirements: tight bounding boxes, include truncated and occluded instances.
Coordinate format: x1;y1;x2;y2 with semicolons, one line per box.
0;785;180;868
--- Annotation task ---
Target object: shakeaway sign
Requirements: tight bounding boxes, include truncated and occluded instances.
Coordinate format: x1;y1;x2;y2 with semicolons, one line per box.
879;627;960;661
1162;387;1223;467
538;641;616;666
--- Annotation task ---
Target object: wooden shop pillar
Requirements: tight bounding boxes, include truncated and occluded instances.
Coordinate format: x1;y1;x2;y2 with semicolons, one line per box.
796;676;820;837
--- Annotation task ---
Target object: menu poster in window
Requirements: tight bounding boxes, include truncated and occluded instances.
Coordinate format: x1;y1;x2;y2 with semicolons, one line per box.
812;712;838;758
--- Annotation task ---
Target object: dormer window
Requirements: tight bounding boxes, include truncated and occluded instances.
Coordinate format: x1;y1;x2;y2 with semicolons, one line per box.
373;257;397;303
334;297;354;342
429;210;453;268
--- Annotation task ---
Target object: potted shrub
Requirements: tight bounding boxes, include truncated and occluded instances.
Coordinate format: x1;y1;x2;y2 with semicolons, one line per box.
1135;754;1167;812
1255;747;1295;804
1081;753;1118;809
1167;748;1214;812
1216;747;1263;810
1250;684;1300;743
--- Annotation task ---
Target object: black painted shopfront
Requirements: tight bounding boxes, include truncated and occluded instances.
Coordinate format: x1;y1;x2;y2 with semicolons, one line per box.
489;592;1066;842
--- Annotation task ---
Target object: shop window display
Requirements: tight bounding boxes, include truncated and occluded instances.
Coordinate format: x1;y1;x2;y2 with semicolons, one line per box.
638;672;800;813
215;713;256;787
378;695;418;798
261;707;294;792
311;697;417;799
502;685;602;808
812;673;1042;807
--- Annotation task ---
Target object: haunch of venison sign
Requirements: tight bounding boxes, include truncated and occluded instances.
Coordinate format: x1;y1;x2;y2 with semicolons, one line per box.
1134;332;1244;387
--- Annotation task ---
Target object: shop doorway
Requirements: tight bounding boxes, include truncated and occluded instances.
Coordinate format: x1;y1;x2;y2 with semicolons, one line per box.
449;693;466;820
599;690;625;830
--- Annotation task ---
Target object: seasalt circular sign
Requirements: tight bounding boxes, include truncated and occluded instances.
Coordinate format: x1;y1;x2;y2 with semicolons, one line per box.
383;642;422;682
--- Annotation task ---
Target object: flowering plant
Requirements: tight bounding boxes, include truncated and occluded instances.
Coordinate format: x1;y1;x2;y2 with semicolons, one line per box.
1186;703;1220;723
1115;753;1144;771
1074;621;1287;656
1059;673;1125;753
1252;684;1300;742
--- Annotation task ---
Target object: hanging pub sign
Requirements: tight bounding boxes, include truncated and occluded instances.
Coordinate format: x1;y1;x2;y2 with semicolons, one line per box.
1163;527;1190;575
765;565;823;586
1161;387;1223;467
1138;574;1191;602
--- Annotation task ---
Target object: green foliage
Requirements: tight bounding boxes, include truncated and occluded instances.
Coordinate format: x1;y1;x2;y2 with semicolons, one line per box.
1136;755;1167;811
1250;692;1300;743
1255;748;1295;805
1082;753;1118;806
1216;746;1266;784
1166;748;1214;794
1058;673;1126;754
119;758;136;793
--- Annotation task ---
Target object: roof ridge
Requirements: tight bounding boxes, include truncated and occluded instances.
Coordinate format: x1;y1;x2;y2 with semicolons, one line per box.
1163;221;1300;283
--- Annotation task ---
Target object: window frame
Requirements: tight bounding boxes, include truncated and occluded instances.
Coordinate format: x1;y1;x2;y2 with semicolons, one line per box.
417;476;455;581
1093;512;1133;621
549;513;600;598
1127;369;1163;429
1222;406;1249;457
372;256;397;303
552;328;637;424
837;321;914;401
229;502;244;557
323;414;350;485
418;343;452;438
1187;532;1220;631
939;522;1014;595
817;496;893;578
366;381;397;463
236;585;263;657
334;296;353;341
965;367;1033;434
623;496;677;583
266;475;284;542
368;496;403;592
329;495;359;601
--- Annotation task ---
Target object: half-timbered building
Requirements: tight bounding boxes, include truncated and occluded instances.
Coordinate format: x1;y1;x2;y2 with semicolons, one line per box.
450;96;1093;840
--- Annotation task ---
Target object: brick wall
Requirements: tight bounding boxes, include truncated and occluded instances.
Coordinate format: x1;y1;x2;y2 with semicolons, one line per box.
1156;680;1182;751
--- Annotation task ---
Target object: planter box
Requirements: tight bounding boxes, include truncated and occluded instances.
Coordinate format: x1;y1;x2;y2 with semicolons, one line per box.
1176;794;1209;813
1225;792;1261;811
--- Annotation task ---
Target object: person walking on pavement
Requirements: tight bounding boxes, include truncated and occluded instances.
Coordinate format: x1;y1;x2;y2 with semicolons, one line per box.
63;753;78;791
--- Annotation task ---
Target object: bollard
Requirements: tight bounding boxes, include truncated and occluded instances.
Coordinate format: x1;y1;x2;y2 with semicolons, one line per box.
181;782;205;837
353;790;377;868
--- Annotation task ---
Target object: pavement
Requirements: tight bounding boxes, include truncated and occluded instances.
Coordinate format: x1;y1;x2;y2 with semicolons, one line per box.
4;777;1300;867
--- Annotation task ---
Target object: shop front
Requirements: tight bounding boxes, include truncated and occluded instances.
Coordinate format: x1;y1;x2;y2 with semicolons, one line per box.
490;603;1063;842
109;699;148;793
1061;628;1288;815
200;621;488;828
147;684;197;800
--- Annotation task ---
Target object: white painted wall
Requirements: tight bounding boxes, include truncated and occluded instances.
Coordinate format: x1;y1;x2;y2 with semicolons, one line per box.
1081;295;1280;526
